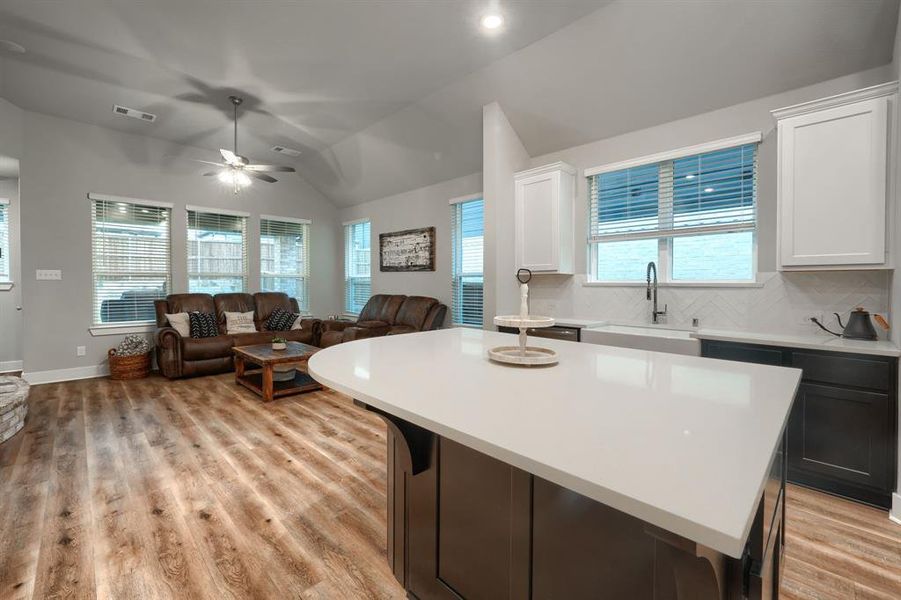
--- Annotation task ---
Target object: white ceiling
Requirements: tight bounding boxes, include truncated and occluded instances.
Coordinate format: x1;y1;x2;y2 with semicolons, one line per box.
0;0;897;206
0;1;601;178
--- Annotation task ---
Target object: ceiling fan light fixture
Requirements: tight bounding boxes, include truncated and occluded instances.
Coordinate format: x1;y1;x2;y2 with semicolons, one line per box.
218;169;251;187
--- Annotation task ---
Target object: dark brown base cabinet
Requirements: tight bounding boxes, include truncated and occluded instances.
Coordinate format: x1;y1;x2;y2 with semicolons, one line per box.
360;402;785;600
701;341;898;509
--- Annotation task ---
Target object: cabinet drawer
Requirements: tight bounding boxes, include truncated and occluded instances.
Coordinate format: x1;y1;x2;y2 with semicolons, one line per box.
701;341;785;366
791;351;891;391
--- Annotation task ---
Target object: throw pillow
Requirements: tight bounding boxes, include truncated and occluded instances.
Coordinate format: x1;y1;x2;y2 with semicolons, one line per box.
189;311;219;338
291;315;304;330
165;312;190;337
224;311;257;334
266;307;299;331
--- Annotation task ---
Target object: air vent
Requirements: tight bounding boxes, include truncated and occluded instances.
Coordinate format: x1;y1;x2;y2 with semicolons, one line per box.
271;145;301;157
112;104;157;123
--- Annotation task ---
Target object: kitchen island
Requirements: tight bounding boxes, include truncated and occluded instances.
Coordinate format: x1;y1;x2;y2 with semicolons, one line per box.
308;328;802;599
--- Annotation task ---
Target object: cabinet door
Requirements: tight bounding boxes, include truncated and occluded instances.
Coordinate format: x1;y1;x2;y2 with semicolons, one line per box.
407;437;531;600
787;383;892;497
515;172;559;271
778;97;887;267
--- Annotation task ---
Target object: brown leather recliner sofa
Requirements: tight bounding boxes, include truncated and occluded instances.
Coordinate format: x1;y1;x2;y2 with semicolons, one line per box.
319;294;447;348
154;292;320;379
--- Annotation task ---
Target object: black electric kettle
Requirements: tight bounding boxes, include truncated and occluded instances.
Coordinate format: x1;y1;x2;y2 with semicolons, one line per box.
811;307;883;340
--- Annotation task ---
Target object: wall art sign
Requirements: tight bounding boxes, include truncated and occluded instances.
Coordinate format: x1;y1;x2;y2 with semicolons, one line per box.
379;226;436;272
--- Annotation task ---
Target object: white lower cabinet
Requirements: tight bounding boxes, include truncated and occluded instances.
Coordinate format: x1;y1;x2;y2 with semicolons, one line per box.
773;82;897;270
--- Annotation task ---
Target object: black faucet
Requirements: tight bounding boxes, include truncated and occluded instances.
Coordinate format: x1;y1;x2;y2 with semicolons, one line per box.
646;261;667;324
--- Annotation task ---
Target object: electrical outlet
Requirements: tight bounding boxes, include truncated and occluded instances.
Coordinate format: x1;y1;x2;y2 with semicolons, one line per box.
36;269;62;281
76;346;86;357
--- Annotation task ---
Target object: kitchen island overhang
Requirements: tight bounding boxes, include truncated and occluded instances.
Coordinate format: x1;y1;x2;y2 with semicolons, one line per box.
309;328;801;599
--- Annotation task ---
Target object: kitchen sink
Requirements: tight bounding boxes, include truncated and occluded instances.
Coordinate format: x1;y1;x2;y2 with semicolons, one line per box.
581;324;701;356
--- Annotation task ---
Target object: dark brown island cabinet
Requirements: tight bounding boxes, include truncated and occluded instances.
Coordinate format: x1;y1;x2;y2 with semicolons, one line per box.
701;341;898;509
359;402;787;600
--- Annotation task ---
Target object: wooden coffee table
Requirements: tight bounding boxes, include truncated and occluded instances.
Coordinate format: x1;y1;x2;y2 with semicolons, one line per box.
233;341;322;402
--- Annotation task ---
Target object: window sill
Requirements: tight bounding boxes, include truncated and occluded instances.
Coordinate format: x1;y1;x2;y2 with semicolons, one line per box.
452;323;484;330
0;282;13;291
89;323;155;337
583;280;765;289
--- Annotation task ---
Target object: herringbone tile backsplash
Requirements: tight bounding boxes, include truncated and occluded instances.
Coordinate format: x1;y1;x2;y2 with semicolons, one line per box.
528;271;890;335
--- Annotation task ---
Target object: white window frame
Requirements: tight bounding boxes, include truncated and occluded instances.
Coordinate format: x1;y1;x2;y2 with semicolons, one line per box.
88;193;173;335
586;133;762;288
186;205;249;294
260;214;312;312
343;218;371;316
450;193;484;328
0;198;10;289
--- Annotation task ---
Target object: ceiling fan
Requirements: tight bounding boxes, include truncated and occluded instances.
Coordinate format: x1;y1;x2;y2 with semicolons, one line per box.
195;95;295;193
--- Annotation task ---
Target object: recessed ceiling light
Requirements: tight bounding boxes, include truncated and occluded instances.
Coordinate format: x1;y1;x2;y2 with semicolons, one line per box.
481;14;504;30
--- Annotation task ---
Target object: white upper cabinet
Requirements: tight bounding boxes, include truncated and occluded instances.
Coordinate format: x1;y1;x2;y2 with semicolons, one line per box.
514;162;575;274
773;82;897;270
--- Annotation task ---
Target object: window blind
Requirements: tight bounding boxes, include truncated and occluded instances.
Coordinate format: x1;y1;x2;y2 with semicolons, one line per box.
91;199;171;324
451;198;484;326
0;200;9;282
344;220;371;314
261;217;310;311
589;143;757;242
187;209;248;294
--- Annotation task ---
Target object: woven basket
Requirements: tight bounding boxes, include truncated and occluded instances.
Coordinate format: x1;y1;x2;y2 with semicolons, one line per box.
108;349;151;380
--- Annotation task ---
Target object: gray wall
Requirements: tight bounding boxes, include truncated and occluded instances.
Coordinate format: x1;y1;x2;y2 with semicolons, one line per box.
483;102;531;323
18;110;342;375
338;172;482;311
0;177;22;368
529;66;892;276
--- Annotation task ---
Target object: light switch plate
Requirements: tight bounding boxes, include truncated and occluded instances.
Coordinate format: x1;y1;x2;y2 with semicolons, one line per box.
36;269;62;281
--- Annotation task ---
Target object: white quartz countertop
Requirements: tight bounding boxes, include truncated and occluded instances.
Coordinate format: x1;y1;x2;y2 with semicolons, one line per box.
308;328;801;558
693;328;901;357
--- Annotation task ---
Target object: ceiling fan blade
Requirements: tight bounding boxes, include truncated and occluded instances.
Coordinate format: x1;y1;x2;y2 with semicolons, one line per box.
248;172;278;183
202;171;220;177
191;159;226;167
220;148;245;165
245;164;296;173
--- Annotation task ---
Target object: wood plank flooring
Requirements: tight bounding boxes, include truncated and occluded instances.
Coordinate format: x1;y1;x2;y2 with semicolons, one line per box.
0;373;899;599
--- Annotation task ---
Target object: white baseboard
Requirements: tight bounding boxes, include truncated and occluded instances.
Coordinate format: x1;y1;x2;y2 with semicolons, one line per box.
23;364;109;385
891;493;901;526
0;360;23;373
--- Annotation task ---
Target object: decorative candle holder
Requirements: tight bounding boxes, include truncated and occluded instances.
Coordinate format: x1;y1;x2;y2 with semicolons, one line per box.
488;269;559;366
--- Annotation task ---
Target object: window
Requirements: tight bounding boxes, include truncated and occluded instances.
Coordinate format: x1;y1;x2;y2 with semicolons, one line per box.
187;207;248;294
451;197;484;326
90;196;171;325
588;138;758;283
261;216;311;311
344;219;371;314
0;199;9;283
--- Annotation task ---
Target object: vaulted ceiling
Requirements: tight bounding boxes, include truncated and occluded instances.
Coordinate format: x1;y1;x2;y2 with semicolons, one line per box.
0;0;897;206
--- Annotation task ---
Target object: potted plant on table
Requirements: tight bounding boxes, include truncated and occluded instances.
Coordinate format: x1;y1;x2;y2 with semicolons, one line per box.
271;337;287;351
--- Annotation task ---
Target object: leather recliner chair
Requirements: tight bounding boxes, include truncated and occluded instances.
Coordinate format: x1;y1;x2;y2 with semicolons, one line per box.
154;292;320;379
319;294;446;348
